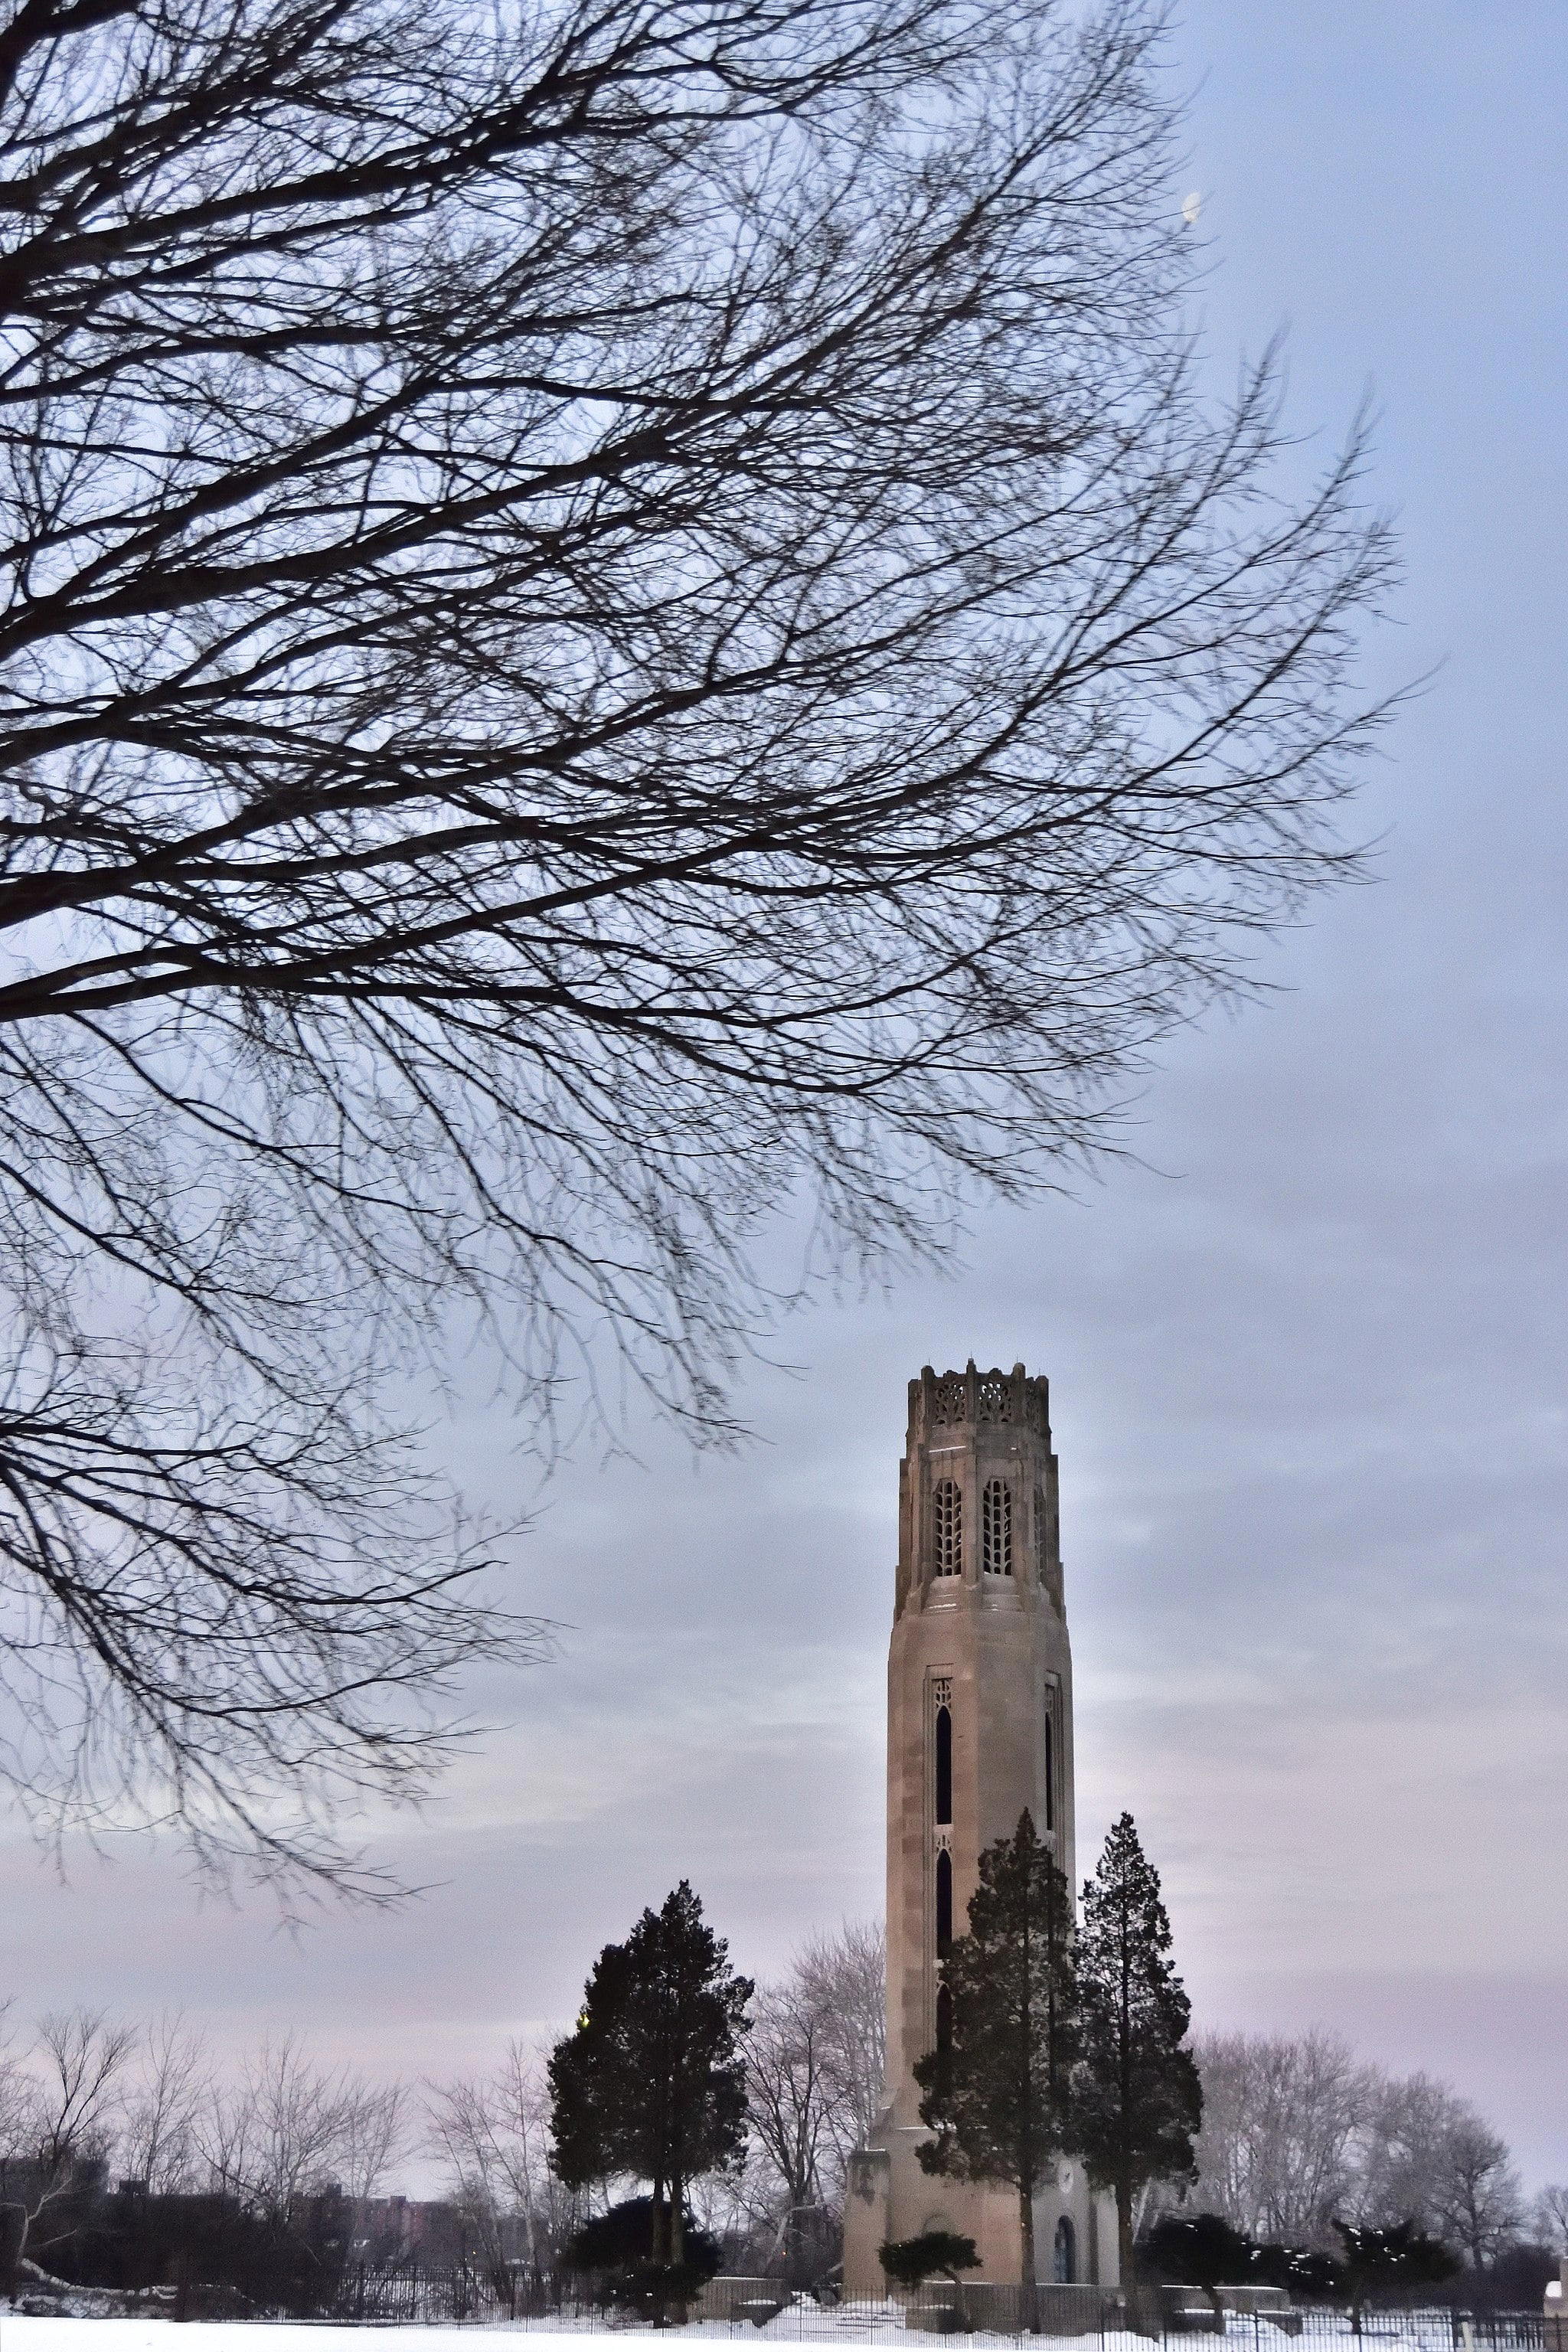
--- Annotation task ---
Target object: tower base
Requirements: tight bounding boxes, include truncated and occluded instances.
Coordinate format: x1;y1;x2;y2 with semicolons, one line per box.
841;2123;1119;2298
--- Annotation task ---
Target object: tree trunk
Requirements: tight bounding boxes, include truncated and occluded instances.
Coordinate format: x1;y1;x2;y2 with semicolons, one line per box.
0;2206;23;2302
1118;2183;1157;2336
1020;2186;1040;2334
668;2176;688;2329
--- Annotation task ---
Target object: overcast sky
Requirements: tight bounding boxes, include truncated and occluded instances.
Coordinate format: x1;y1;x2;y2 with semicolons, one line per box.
1;1;1564;2195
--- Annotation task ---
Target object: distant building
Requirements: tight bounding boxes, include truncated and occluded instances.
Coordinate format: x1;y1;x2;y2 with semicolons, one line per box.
841;1362;1118;2297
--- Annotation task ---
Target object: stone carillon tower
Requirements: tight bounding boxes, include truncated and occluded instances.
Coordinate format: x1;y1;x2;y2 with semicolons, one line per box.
841;1362;1117;2297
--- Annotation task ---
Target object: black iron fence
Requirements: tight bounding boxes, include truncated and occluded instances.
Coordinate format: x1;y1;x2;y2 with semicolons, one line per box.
312;2268;1548;2348
329;2261;551;2322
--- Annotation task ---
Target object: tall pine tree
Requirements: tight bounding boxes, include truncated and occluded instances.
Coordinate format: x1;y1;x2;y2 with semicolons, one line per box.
1073;1815;1202;2315
914;1812;1076;2333
548;1882;753;2270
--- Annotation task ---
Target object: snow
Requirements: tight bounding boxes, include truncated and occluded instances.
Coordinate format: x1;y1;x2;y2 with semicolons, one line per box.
0;2317;1537;2352
0;2323;1125;2352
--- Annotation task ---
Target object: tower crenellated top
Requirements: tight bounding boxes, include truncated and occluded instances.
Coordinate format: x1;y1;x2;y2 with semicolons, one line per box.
896;1358;1061;1618
907;1359;1050;1442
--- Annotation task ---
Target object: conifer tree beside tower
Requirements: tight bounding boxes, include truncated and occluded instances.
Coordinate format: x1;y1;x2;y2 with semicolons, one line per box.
914;1813;1080;2333
1073;1814;1204;2322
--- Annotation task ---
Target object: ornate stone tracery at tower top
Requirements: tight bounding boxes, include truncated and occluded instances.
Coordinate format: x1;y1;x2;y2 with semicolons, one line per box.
841;1361;1118;2300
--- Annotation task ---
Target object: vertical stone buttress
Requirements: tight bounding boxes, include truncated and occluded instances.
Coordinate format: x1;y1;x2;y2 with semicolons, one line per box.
841;1362;1117;2297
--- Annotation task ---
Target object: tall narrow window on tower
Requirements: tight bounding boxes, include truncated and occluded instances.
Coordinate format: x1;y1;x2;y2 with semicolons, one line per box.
1044;1705;1055;1831
935;1848;953;1952
982;1478;1013;1574
935;1705;952;1825
933;1479;962;1576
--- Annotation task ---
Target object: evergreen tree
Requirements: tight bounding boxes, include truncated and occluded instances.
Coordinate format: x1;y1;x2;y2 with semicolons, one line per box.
1332;2220;1459;2334
548;1883;753;2272
565;2197;725;2301
913;1812;1076;2332
1073;1814;1204;2314
880;2233;982;2290
1142;2212;1255;2323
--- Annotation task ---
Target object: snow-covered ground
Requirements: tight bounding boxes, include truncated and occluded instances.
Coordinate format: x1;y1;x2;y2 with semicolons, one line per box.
0;2319;1527;2352
0;2324;1132;2352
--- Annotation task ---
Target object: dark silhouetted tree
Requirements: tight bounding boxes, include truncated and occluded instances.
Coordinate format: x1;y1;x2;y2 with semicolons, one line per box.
880;2232;981;2290
1332;2220;1458;2333
1073;1814;1203;2318
548;1883;753;2275
1142;2211;1256;2325
1248;2241;1347;2300
0;0;1393;1882
915;1813;1076;2331
564;2196;724;2308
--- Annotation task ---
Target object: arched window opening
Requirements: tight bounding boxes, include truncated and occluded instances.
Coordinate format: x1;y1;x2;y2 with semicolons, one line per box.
933;1479;962;1576
1053;2216;1076;2285
935;1849;953;1952
935;1705;952;1825
1044;1711;1055;1831
982;1478;1012;1574
931;1982;954;2098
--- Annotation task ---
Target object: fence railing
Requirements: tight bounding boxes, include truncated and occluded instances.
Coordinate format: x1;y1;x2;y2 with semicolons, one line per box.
315;2269;1548;2349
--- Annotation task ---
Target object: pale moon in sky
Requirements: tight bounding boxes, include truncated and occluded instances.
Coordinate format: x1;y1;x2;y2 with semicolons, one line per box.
1182;190;1202;225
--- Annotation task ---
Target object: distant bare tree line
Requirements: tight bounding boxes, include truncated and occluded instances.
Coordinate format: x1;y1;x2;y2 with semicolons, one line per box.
0;1922;883;2294
1174;2030;1566;2274
0;2007;409;2278
4;1976;1560;2306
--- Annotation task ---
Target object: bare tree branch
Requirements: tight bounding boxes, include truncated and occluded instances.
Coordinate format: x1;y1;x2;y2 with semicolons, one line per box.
0;0;1393;1884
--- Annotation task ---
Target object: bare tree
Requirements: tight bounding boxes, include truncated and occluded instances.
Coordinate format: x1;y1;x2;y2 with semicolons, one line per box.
1187;2029;1372;2246
426;2041;573;2275
338;2079;410;2210
30;2009;136;2174
118;2012;210;2195
0;2007;421;2292
0;2007;136;2282
1359;2070;1525;2265
1426;2112;1524;2273
743;1979;838;2274
1357;2070;1449;2233
1184;2032;1528;2271
197;2036;404;2224
1534;2185;1568;2256
740;1920;884;2278
793;1920;887;2181
0;0;1393;1883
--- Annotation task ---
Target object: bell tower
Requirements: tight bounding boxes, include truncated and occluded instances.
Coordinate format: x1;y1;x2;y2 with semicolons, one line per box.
841;1361;1117;2298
